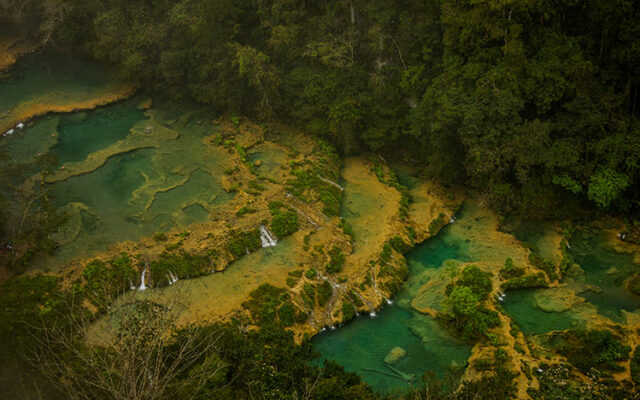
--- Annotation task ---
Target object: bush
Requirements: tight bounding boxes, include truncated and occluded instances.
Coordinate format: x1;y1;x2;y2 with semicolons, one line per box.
235;206;257;217
83;253;136;308
558;329;630;373
153;231;167;242
270;211;299;238
499;257;524;279
149;250;211;285
626;274;640;297
632;346;640;384
388;236;411;253
242;284;297;327
501;272;547;290
227;228;261;258
341;302;356;320
529;252;558;281
451;265;493;300
316;281;333;306
326;246;345;273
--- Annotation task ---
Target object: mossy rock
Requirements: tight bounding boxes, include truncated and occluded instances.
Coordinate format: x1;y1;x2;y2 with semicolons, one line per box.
384;347;406;365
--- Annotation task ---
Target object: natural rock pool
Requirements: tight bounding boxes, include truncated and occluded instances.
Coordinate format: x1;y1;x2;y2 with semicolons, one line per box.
2;48;640;396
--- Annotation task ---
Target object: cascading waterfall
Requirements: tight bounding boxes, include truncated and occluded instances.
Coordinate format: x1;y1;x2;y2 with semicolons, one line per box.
259;225;277;247
138;265;148;291
317;272;342;327
317;174;344;191
167;271;178;285
352;289;376;316
370;269;392;305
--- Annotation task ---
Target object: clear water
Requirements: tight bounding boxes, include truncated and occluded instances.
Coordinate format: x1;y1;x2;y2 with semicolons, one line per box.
502;222;639;331
314;209;478;393
51;99;145;164
0;49;116;112
502;289;584;334
0;81;234;266
566;228;640;322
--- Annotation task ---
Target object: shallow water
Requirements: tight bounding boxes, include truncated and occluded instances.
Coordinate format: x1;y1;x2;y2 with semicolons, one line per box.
313;206;481;393
0;82;234;266
51;99;145;164
0;49;117;118
134;236;303;324
502;289;584;334
567;228;640;322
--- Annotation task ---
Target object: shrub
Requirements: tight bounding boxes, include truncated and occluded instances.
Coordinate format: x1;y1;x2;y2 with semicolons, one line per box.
499;257;524;279
227;228;261;258
452;265;493;300
316;281;332;306
325;246;345;274
270;211;299;238
558;329;630;373
235;206;257;217
388;236;411;253
153;231;167;242
501;272;547;290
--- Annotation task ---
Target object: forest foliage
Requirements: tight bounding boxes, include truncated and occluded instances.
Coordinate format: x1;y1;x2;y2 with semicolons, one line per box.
2;0;639;216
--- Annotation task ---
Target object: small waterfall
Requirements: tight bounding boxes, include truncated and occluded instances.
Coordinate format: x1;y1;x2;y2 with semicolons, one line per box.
259;225;277;248
352;290;376;315
167;271;178;285
138;265;148;291
317;174;344;191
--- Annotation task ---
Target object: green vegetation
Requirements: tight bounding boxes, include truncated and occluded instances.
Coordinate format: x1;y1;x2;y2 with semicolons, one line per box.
83;253;136;309
242;284;303;327
501;273;547;290
316;281;333;306
499;258;523;279
235;206;257;217
529;252;559;282
429;213;448;235
227;228;261;258
632;347;640;385
627;274;640;297
149;250;212;285
557;329;631;373
287;168;342;216
153;231;168;242
441;265;499;342
16;0;637;217
268;201;299;238
325;245;345;274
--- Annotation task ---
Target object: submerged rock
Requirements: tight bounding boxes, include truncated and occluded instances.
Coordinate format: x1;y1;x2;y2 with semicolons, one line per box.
384;346;406;365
